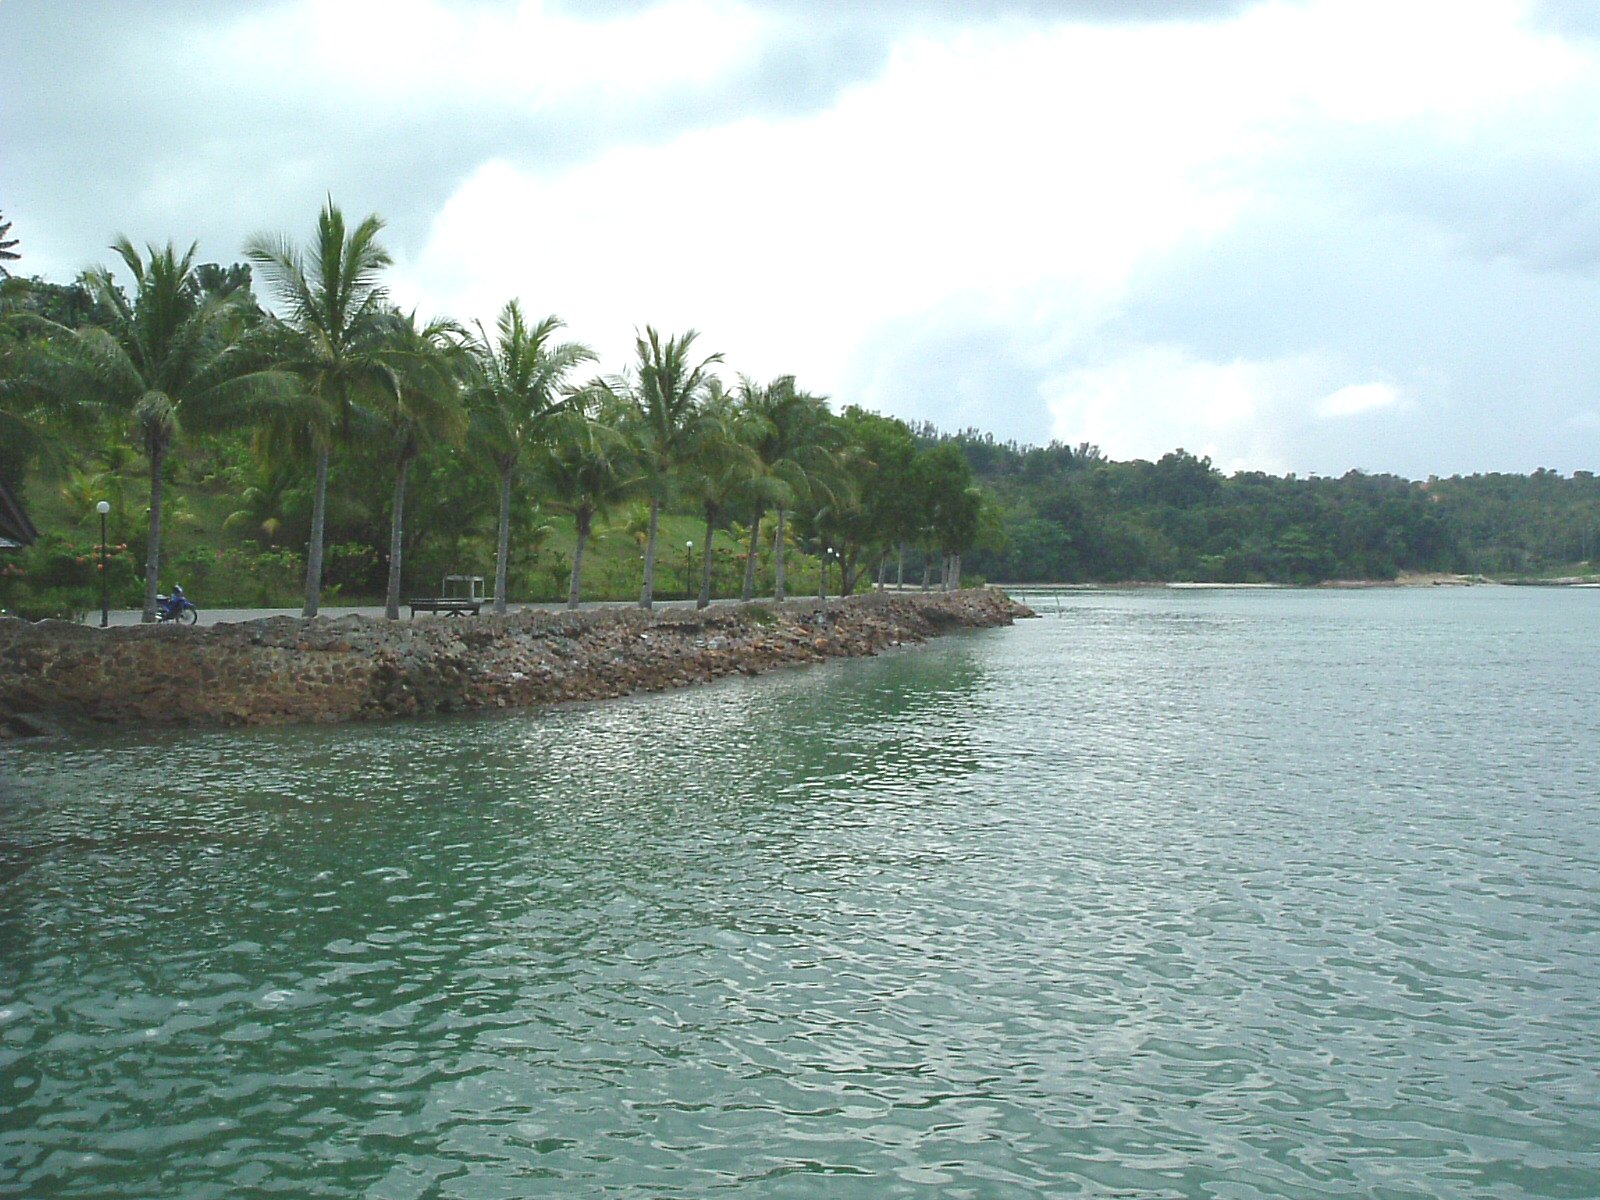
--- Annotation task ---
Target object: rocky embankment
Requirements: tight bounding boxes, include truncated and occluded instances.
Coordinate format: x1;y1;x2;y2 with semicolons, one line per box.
0;589;1033;737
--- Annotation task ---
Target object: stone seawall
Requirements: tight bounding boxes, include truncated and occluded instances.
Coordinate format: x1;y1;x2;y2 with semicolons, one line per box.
0;589;1033;736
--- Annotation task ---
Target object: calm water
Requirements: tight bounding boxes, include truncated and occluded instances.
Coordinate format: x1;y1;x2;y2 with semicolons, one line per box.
3;588;1598;1198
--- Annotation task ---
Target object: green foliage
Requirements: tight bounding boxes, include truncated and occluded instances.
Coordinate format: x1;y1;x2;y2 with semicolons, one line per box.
947;432;1597;584
0;531;139;618
1;587;89;623
0;211;18;277
11;201;1593;604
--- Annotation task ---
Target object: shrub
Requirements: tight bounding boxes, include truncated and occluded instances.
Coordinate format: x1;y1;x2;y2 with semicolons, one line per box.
0;584;89;622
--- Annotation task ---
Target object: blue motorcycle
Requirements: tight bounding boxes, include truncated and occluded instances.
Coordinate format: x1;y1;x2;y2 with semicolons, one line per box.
156;585;199;625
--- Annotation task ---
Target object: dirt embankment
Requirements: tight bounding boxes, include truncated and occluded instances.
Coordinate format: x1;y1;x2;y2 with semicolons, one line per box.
0;589;1033;737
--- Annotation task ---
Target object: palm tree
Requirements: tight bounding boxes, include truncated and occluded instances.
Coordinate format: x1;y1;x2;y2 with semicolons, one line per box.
24;238;291;619
536;399;638;608
464;302;594;614
733;375;841;602
245;200;395;617
682;383;763;609
0;212;18;277
374;310;469;619
222;461;300;546
615;327;722;609
0;343;67;474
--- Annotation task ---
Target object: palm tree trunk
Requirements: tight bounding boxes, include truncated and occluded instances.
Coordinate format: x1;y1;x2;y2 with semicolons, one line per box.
951;553;962;590
568;508;592;609
897;542;905;589
774;508;788;601
638;497;660;609
384;453;411;620
141;438;166;622
304;442;330;618
493;461;514;615
698;506;716;609
741;510;762;601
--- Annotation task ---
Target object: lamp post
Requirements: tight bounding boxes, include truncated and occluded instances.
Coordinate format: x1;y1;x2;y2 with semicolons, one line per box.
684;541;693;598
96;500;111;627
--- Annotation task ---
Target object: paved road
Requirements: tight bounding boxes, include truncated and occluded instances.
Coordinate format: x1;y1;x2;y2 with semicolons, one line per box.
65;584;950;628
76;594;832;628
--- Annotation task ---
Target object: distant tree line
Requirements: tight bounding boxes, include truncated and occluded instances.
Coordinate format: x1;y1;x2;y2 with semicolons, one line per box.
4;200;1595;621
924;429;1599;583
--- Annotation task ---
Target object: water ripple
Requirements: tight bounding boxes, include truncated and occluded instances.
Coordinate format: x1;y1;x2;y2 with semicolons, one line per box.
2;588;1598;1197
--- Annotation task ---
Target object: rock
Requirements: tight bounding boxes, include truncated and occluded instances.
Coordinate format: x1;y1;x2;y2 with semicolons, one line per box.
0;589;1034;734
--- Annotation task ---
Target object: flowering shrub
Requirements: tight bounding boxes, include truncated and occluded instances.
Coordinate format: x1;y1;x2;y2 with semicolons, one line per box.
0;535;139;616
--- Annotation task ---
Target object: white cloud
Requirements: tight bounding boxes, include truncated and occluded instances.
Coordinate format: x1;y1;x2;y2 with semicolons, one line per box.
19;0;1595;474
1041;346;1331;472
206;0;771;110
1317;381;1403;418
394;0;1593;449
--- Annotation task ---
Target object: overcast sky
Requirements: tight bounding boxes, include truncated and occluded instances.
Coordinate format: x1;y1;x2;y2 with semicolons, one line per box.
7;0;1600;477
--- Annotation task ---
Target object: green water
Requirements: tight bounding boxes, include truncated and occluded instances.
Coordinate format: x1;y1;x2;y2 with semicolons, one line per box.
2;588;1598;1198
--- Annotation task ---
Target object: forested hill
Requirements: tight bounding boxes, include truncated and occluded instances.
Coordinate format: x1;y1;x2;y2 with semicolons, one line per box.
920;428;1600;584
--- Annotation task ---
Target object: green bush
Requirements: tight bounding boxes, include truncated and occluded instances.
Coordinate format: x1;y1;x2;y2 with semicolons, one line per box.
740;603;777;626
0;584;89;622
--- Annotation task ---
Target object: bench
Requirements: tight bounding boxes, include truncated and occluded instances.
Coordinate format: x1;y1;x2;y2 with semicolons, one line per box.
408;573;486;618
408;597;482;617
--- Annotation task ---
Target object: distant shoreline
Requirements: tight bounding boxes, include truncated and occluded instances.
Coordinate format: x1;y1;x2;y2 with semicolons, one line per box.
996;573;1600;590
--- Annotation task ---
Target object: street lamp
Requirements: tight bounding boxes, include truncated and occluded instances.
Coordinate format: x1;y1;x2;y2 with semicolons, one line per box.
684;540;693;597
96;500;111;627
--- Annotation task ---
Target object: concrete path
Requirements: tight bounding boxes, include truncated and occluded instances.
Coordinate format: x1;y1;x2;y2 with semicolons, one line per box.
79;596;762;628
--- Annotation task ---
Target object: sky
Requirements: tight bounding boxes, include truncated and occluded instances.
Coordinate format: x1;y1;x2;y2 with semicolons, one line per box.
6;0;1600;478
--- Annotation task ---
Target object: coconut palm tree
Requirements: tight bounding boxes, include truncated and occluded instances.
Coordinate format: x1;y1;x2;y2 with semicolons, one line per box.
23;238;292;619
464;302;594;614
536;398;638;608
374;310;470;619
222;461;301;547
732;376;842;602
0;341;69;475
682;383;763;609
0;212;18;277
245;200;396;617
614;327;722;609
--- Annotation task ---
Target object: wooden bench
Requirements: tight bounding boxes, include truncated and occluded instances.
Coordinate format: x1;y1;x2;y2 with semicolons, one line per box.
407;597;482;617
408;573;485;618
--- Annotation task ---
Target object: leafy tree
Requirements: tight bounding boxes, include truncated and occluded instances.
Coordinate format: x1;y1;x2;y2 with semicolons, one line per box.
912;440;982;589
833;406;918;592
